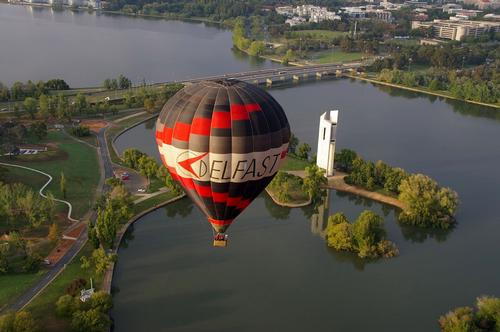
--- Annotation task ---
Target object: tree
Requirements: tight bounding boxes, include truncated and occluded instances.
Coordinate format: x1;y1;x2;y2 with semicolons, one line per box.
23;97;37;119
0;243;9;274
248;40;264;56
88;291;113;313
38;94;50;118
282;49;294;65
352;210;385;258
296;142;311;160
56;294;79;317
30;121;47;140
302;164;327;203
74;93;88;114
476;296;500;330
48;222;59;243
94;205;119;249
143;97;155;113
117;74;131;89
335;149;357;172
288;133;299;154
0;311;39;332
326;213;353;251
60;172;67;199
71;308;111;332
81;248;117;277
438;306;476;332
398;174;458;229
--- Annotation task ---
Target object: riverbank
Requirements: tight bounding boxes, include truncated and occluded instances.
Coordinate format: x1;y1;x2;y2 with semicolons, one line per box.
346;74;500;109
265;188;311;208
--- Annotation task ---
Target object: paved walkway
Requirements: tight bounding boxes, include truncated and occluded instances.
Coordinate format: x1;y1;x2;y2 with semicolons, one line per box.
287;170;405;210
0;162;78;222
133;187;169;204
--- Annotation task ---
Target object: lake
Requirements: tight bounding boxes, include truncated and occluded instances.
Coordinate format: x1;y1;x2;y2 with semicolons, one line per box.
113;78;500;332
0;3;279;87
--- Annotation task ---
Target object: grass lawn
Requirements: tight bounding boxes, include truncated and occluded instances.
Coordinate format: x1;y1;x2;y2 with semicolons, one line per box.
311;50;366;64
133;191;177;215
0;130;100;219
290;29;346;39
25;243;100;332
281;155;311;171
0;271;46;310
0;165;47;189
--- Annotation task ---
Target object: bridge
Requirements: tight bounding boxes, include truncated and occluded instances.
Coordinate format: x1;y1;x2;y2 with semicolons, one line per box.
177;62;362;86
83;62;363;104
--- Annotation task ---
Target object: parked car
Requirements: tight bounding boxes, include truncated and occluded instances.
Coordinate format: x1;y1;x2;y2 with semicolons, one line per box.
137;188;146;193
121;173;130;180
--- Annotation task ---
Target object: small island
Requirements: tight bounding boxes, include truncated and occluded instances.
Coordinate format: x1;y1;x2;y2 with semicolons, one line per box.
438;296;500;332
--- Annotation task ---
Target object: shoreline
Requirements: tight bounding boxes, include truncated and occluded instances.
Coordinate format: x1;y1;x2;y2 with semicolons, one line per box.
265;188;311;208
346;74;500;110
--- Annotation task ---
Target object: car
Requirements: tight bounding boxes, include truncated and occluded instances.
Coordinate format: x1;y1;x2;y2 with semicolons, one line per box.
137;188;146;193
121;173;130;180
43;258;51;265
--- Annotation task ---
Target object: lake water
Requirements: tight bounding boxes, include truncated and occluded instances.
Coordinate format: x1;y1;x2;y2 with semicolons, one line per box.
4;3;499;331
114;78;500;332
0;3;279;87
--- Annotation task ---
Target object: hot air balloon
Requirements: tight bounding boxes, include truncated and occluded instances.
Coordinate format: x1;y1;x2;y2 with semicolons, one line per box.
155;79;290;247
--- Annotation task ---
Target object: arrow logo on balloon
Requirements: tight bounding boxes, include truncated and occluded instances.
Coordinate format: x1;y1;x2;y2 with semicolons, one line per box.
178;152;208;178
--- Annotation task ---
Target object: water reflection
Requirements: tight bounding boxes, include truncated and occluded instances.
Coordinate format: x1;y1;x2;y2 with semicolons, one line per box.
398;223;452;243
120;224;135;249
164;198;193;218
263;194;291;220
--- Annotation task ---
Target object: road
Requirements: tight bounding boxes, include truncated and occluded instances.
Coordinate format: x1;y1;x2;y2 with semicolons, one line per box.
4;128;113;312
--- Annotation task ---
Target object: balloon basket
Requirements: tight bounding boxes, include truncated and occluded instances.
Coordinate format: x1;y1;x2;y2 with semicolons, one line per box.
213;233;228;248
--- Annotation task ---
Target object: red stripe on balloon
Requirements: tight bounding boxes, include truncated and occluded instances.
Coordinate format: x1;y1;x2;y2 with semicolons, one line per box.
208;218;233;226
245;103;262;112
226;196;241;206
191;117;211;136
237;199;251;210
163;127;173;145
173;122;191;141
212;192;228;203
212;111;231;129
230;104;249;120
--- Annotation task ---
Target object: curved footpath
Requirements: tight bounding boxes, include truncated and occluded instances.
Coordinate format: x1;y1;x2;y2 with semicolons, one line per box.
0;162;78;222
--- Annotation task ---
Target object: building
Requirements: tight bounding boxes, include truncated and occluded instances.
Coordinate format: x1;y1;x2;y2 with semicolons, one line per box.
463;0;500;9
412;19;500;40
483;13;500;21
276;4;340;23
316;110;338;177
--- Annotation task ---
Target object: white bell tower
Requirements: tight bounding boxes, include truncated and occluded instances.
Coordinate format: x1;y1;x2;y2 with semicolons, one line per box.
316;110;338;177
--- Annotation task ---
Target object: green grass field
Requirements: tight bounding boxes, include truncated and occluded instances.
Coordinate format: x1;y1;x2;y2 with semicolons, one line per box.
290;30;346;39
312;50;366;64
281;155;311;171
0;272;46;310
1;130;100;218
133;191;177;215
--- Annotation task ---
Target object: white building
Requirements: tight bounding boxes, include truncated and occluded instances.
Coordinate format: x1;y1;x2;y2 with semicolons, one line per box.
277;4;339;24
316;110;338;177
412;19;500;40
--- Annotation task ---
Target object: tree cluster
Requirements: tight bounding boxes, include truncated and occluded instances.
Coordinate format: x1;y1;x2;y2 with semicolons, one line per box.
398;174;458;229
56;290;112;332
89;185;133;249
103;74;132;90
345;155;410;194
0;79;69;102
0;311;39;332
0;181;54;229
438;296;500;332
326;211;399;259
0;231;43;275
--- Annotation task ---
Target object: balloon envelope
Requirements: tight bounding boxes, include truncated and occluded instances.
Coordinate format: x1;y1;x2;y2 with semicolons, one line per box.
156;79;290;233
